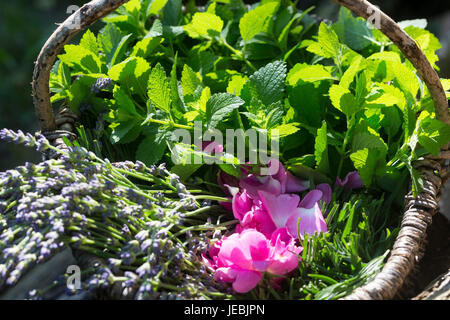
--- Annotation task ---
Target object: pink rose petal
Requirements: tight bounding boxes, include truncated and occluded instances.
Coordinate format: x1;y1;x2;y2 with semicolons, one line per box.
336;171;364;189
285;172;310;193
258;191;300;229
232;190;252;221
240;175;282;198
298;189;323;209
316;183;332;205
286;204;327;239
232;270;263;293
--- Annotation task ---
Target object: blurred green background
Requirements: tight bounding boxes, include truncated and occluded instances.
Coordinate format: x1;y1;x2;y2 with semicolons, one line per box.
0;0;449;171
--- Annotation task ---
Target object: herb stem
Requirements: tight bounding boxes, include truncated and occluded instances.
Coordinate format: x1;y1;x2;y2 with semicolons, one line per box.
337;116;353;179
219;37;257;72
144;117;192;130
193;195;231;202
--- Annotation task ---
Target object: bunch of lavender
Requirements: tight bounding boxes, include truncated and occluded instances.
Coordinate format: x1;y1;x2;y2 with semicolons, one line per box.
0;129;234;300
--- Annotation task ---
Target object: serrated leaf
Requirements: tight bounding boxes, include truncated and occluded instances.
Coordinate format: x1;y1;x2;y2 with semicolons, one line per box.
340;55;365;89
147;19;164;37
314;121;329;173
270;123;299;138
189;86;211;114
204;69;240;92
162;0;182;26
136;131;168;166
110;120;141;144
400;156;424;197
181;64;203;97
286;63;334;86
147;63;171;113
368;51;401;63
306;23;341;59
113;86;139;117
131;37;163;58
58;45;103;74
392;62;419;100
287;80;328;128
218;164;242;179
366;52;402;82
187;47;216;75
403;26;441;68
277;8;313;51
124;0;141;14
80;30;99;54
413;111;450;156
170;54;185;118
227;75;248;96
56;62;71;88
243;39;281;61
365;83;406;110
248;60;287;106
333;7;373;50
351;121;388;153
206;93;244;129
265;103;284;129
239;1;279;42
184;12;223;40
63;75;100;111
380;106;402;139
329;85;360;117
98;24;131;68
108;56;151;97
350;148;382;187
147;0;169;16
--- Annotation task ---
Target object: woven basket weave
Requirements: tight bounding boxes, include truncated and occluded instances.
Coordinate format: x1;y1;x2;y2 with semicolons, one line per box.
31;0;450;300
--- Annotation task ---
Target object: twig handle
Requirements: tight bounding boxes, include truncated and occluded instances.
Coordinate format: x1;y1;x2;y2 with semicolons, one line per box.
331;0;449;125
32;0;129;132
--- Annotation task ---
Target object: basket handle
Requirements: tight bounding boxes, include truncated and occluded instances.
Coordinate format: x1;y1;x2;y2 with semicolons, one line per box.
32;0;450;133
331;0;449;125
32;0;129;133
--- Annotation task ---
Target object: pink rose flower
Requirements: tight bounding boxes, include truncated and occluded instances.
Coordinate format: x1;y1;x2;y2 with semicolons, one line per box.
208;229;301;293
259;189;327;239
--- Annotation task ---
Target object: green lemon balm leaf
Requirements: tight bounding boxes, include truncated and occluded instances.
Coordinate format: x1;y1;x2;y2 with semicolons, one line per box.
287;63;334;86
58;45;103;74
248;60;287;107
206;93;245;129
270;123;300;138
113;86;139;117
328;85;359;117
239;1;279;42
131;37;163;58
181;64;203;97
184;12;224;40
147;63;172;114
333;7;373;50
79;30;99;55
314;121;329;174
108;56;151;97
98;24;131;68
147;0;169;16
350;148;384;187
136;132;168;166
306;22;341;59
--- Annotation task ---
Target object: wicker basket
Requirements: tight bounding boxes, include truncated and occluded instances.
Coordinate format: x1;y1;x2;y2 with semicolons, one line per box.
31;0;450;300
